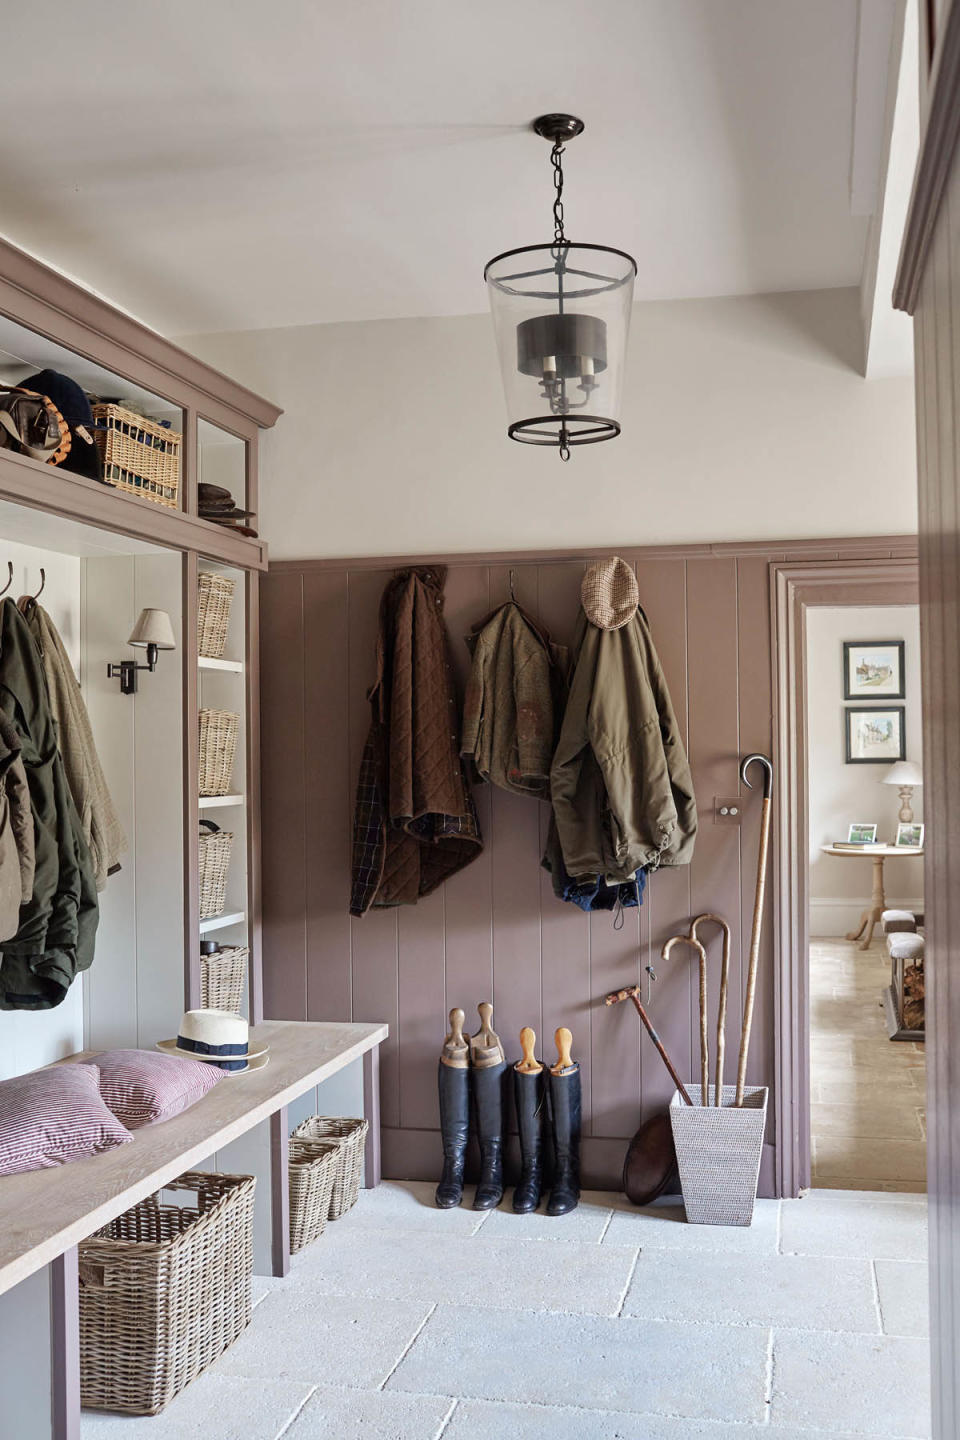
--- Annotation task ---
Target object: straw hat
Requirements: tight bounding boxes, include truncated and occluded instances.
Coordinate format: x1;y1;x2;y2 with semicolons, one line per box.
156;1009;269;1074
581;557;638;630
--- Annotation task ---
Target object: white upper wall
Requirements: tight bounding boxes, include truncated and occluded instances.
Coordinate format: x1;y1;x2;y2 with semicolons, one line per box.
183;286;917;560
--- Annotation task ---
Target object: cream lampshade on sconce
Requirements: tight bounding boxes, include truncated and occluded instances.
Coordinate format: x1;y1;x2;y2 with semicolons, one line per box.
107;608;177;695
882;760;923;823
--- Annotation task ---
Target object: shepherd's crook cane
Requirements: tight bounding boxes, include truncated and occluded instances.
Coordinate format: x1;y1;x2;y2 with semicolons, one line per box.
662;934;710;1106
737;753;774;1106
689;914;732;1106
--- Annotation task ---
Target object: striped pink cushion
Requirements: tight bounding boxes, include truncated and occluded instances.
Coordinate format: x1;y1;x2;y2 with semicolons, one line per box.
0;1065;132;1176
86;1049;223;1129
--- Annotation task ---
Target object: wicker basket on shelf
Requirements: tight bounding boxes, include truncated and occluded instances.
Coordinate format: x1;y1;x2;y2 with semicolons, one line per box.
197;572;236;659
288;1139;340;1253
290;1116;369;1219
200;944;247;1012
91;403;180;509
78;1171;255;1416
199;708;239;796
198;821;233;919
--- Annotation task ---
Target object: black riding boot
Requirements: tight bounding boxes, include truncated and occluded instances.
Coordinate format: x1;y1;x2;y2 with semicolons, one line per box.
513;1068;545;1213
435;1060;470;1208
547;1065;582;1216
471;1061;508;1209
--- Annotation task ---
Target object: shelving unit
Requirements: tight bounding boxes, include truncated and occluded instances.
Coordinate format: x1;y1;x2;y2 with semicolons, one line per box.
199;655;244;673
199;793;245;809
199;911;247;936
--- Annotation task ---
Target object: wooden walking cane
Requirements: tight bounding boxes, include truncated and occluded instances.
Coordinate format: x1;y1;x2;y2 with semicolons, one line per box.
604;986;694;1106
662;935;710;1106
689;915;732;1106
737;753;774;1106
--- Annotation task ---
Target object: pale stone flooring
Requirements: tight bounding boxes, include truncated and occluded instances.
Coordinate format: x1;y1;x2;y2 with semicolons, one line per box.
810;937;926;1192
82;1180;931;1440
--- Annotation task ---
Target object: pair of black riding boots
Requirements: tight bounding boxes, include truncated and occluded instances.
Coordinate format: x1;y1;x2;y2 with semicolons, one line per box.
435;1059;581;1215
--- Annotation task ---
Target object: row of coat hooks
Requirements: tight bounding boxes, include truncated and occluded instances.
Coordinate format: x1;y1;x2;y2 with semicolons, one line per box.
0;562;46;611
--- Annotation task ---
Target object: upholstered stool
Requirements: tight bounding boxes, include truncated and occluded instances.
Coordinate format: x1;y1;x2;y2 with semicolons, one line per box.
882;909;917;934
888;932;925;963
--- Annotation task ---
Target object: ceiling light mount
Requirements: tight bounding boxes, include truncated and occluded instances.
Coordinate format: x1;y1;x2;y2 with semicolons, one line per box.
485;112;636;460
532;113;585;145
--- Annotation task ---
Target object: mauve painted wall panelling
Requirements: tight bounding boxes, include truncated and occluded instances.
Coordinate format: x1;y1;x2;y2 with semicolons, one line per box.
260;550;781;1189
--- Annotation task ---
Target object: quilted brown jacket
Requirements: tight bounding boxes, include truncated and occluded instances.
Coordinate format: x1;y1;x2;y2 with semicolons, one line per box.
350;567;482;915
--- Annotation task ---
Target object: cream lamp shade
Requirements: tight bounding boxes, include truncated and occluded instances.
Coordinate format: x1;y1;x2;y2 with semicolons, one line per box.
127;608;176;651
882;760;923;824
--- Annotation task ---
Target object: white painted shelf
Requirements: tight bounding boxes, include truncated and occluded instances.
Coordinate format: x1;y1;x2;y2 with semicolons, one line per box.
199;911;246;935
198;656;244;673
199;793;245;809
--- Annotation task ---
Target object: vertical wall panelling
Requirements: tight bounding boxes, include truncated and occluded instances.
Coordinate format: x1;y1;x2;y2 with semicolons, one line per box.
346;569;400;1131
246;571;264;1023
182;551;201;1011
259;570;307;1017
263;538;917;1191
302;570;351;1022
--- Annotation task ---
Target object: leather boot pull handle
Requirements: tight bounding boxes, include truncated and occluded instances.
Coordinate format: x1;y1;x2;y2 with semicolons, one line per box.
441;1007;469;1068
552;1026;576;1075
471;1001;505;1067
516;1026;542;1074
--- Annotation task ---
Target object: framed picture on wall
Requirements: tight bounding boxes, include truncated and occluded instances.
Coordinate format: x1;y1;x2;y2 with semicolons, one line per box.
843;641;905;699
845;706;906;764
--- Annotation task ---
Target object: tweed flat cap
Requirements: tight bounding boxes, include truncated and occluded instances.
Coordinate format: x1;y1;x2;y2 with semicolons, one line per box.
581;556;639;630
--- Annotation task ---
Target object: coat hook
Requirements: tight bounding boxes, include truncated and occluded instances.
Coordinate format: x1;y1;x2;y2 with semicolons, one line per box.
0;563;12;599
509;568;517;602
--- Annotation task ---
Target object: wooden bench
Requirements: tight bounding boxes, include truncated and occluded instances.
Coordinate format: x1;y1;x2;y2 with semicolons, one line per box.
0;1019;388;1440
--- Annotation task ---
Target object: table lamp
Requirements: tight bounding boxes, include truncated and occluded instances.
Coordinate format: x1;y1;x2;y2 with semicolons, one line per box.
882;760;923;823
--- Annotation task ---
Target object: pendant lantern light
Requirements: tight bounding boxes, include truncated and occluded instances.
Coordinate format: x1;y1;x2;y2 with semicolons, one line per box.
485;114;637;460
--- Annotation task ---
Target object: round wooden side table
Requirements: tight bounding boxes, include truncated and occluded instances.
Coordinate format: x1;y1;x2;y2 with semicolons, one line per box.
820;844;924;950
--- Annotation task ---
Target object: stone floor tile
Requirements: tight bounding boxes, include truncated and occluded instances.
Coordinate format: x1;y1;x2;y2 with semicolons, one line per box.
875;1260;930;1337
284;1385;454;1439
476;1191;614;1243
771;1329;931;1436
288;1227;636;1315
780;1192;928;1260
215;1290;433;1387
332;1180;488;1235
622;1250;878;1332
603;1194;779;1254
388;1307;769;1423
442;1400;883;1440
80;1374;315;1440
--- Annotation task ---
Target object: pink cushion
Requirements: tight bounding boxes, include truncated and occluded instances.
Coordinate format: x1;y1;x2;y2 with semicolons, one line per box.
0;1064;132;1176
86;1049;223;1129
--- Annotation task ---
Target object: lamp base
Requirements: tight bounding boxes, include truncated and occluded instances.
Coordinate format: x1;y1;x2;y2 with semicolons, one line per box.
898;786;915;824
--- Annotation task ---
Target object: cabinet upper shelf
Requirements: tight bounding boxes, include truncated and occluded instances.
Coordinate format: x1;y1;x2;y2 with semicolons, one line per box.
198;656;244;673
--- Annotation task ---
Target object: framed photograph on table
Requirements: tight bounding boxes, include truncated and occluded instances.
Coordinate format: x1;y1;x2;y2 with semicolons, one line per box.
895;822;925;849
845;706;906;764
843;641;905;699
847;822;878;845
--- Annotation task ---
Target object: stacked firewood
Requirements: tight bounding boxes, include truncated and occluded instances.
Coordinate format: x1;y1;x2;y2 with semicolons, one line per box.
902;960;925;1032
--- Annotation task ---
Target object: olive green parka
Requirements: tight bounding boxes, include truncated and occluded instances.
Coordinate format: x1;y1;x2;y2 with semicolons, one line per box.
550;607;697;883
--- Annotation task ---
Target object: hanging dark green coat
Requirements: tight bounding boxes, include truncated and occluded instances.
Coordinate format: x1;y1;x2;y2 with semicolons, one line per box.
0;599;98;1008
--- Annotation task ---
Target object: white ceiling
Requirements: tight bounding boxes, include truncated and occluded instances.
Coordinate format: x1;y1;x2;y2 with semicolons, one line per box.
0;0;875;335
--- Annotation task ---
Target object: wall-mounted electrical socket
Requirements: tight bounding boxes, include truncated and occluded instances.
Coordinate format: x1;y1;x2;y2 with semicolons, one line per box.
714;797;742;824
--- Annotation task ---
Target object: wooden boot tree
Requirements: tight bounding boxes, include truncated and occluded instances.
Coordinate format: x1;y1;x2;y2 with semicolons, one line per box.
516;1026;542;1074
470;1001;505;1069
440;1008;469;1069
551;1026;577;1075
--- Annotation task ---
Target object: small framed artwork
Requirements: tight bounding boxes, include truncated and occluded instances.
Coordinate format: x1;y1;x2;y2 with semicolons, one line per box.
895;822;925;849
843;641;905;700
847;822;878;845
845;706;906;764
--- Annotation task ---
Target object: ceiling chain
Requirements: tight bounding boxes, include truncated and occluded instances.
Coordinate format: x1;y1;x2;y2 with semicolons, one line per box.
551;141;566;247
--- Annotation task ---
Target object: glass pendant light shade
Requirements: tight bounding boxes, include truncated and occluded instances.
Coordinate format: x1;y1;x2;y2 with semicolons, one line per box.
486;242;635;452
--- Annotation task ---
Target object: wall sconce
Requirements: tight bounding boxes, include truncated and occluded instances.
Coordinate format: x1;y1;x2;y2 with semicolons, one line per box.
107;608;177;695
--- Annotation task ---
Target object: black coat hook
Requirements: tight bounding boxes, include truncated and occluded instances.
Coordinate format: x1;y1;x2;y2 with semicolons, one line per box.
0;563;12;599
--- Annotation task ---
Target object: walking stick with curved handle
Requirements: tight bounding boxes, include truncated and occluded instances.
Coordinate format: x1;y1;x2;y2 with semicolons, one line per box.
689;914;732;1105
662;934;710;1105
605;985;694;1106
737;753;774;1106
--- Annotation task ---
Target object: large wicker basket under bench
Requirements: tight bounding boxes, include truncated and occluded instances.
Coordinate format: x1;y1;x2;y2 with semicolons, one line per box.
0;1019;387;1440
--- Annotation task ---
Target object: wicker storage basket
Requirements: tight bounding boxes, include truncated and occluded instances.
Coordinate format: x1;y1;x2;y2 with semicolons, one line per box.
289;1139;340;1252
79;1171;255;1416
197;572;236;659
291;1116;369;1219
200;944;248;1011
199;708;239;796
91;403;180;509
198;821;233;919
670;1085;768;1227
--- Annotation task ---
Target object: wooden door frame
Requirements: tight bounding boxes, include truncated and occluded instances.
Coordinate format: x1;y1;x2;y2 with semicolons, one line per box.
770;555;919;1197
